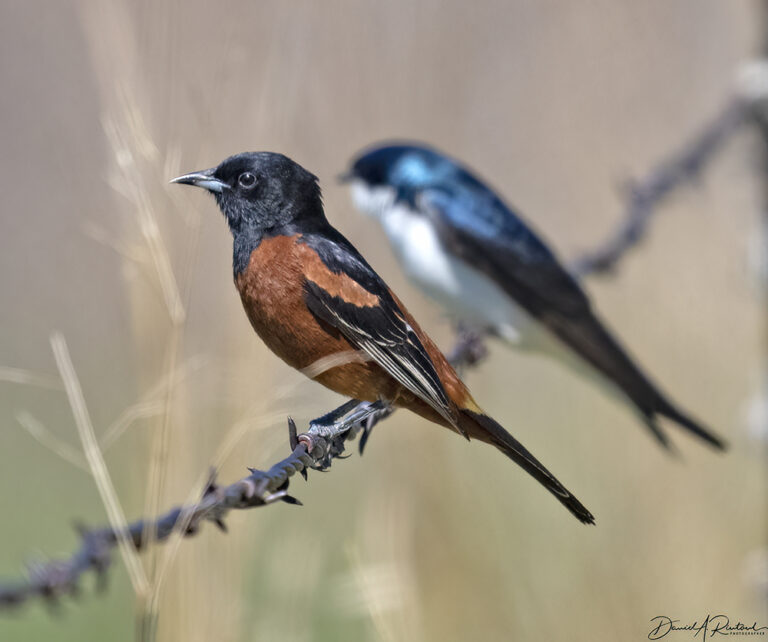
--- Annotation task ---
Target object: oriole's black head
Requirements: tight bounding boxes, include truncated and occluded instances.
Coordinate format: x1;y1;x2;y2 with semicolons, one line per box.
172;151;323;236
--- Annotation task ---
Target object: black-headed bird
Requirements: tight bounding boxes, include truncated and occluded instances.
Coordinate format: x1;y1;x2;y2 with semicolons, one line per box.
171;151;595;524
341;142;725;452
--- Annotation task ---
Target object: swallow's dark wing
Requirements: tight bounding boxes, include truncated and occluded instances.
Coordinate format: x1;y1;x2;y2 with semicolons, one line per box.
418;186;643;382
298;231;458;428
418;186;725;450
418;186;590;317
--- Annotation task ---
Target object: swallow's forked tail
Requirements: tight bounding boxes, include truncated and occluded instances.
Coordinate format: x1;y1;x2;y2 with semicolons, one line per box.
458;408;595;525
641;396;726;452
538;308;727;452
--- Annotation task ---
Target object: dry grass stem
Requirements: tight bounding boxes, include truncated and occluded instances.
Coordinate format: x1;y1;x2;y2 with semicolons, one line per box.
15;411;89;472
0;367;63;390
49;332;149;596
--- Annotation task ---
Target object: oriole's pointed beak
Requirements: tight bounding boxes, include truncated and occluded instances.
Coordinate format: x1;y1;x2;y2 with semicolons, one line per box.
170;167;229;193
337;171;355;184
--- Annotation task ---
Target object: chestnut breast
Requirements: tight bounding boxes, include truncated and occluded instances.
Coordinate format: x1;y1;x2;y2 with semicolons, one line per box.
234;234;403;402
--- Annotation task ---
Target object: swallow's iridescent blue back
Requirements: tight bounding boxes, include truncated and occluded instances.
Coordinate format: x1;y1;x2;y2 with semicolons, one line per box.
351;143;589;316
351;144;556;262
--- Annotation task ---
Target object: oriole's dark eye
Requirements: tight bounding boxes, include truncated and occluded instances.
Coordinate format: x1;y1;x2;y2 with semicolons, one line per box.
238;172;257;188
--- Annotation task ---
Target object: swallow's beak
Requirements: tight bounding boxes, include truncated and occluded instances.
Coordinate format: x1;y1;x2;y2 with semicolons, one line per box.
170;167;229;193
337;170;355;184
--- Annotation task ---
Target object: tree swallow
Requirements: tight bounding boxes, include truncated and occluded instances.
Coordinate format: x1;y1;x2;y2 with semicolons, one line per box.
341;142;726;451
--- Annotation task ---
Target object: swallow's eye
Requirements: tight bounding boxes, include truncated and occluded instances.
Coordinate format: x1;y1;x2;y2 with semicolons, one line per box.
238;172;257;188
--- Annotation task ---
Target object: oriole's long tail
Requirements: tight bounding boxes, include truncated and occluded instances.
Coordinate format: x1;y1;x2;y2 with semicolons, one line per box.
458;408;595;525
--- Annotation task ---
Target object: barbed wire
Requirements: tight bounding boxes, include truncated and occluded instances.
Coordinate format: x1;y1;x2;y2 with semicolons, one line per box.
0;326;488;611
571;98;748;277
0;398;391;609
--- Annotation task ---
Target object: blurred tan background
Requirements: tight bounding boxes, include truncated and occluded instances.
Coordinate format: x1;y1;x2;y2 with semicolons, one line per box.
0;1;765;641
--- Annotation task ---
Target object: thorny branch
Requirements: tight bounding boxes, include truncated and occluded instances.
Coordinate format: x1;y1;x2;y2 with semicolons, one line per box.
2;70;765;611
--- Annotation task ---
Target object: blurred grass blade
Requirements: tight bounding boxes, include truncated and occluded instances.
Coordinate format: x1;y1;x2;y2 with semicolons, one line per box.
15;410;89;471
50;331;149;596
